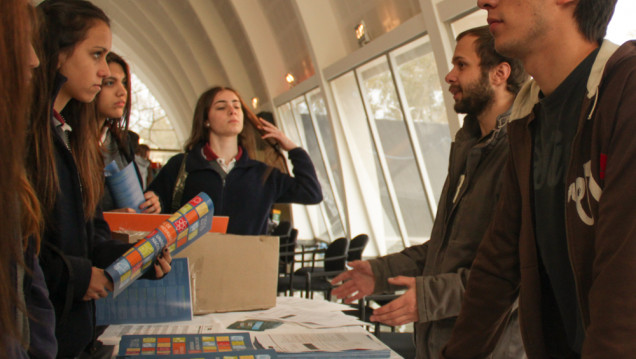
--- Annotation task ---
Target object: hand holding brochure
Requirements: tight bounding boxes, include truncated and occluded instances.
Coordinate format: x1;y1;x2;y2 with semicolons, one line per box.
105;192;214;297
105;160;146;212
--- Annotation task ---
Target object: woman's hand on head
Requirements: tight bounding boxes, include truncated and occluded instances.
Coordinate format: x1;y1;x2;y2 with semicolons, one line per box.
258;117;298;151
140;191;162;214
83;267;113;301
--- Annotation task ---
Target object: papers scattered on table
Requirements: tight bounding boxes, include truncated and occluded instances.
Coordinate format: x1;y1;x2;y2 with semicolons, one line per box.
255;332;390;358
248;307;366;329
275;296;353;312
242;297;366;329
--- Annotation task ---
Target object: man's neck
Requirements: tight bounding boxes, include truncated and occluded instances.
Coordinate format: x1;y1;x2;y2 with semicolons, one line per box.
523;33;599;96
208;134;239;163
476;90;515;137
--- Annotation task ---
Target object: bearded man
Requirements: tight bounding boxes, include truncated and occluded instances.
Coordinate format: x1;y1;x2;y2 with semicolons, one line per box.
332;26;527;359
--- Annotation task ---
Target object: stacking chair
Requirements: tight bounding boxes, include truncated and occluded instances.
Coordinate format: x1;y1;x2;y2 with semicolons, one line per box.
291;237;349;300
271;220;292;238
347;234;369;262
277;228;298;295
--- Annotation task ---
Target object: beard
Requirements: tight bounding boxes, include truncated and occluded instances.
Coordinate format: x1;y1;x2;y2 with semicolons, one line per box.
453;71;494;116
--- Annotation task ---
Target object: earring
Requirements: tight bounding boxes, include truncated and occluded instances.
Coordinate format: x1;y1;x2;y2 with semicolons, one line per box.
205;122;210;128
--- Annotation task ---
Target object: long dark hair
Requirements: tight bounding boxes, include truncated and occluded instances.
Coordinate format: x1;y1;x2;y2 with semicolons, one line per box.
98;51;133;159
184;86;288;176
0;0;42;355
28;0;110;220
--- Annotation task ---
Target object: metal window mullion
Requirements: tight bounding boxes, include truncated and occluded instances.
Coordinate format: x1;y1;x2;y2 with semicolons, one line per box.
387;51;438;222
354;64;411;249
304;92;347;238
288;99;335;242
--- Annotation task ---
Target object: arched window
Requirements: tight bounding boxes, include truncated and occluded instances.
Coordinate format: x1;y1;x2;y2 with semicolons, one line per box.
128;73;180;164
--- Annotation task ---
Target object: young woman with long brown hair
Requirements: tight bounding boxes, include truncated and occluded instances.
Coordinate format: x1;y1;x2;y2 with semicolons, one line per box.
0;0;56;357
148;86;323;235
95;51;161;213
28;0;171;356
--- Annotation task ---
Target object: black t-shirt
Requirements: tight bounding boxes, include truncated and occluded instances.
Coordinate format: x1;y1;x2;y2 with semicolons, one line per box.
532;48;599;356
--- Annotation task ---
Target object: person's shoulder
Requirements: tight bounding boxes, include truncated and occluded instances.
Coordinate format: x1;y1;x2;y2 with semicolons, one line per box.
604;40;636;75
616;40;636;58
167;152;186;164
162;152;187;171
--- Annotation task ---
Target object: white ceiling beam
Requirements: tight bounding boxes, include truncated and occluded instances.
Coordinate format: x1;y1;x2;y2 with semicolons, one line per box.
230;0;287;101
188;0;255;101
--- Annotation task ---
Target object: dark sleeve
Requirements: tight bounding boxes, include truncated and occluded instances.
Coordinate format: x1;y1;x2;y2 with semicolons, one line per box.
147;153;184;213
442;155;521;358
39;236;93;304
90;206;132;269
6;341;29;359
584;55;636;357
272;148;323;204
25;254;57;359
368;244;429;293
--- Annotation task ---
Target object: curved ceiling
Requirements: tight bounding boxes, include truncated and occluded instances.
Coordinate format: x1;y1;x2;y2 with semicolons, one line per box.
89;0;423;144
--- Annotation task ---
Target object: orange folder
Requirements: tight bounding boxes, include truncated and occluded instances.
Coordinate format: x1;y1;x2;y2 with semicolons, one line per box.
104;212;228;234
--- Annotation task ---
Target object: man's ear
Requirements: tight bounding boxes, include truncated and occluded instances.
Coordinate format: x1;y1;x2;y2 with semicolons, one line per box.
490;62;511;87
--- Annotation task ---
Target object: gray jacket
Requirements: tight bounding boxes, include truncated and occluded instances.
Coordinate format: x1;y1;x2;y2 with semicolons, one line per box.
369;111;524;359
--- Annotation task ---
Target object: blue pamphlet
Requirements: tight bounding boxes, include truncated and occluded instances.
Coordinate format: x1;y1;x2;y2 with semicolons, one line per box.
105;160;146;212
96;257;192;325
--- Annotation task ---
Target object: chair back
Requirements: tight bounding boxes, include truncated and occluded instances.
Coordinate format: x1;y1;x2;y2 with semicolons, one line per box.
347;234;369;262
272;220;292;237
279;228;298;268
324;237;349;272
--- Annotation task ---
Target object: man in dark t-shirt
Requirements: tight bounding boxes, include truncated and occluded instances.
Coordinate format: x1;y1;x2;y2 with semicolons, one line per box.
532;48;598;357
441;0;636;358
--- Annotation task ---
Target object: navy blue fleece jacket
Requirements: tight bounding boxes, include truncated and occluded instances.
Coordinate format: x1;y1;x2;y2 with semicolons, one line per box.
148;143;322;235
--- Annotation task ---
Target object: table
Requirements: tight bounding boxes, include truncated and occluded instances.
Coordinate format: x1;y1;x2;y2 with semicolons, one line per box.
100;296;403;358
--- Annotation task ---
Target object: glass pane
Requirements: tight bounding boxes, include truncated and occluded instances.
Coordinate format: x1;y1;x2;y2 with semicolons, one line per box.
357;56;434;244
129;73;180;164
277;103;301;145
276;102;322;238
450;10;487;38
289;96;338;240
606;0;636;44
390;36;451;207
306;89;345;238
330;71;401;252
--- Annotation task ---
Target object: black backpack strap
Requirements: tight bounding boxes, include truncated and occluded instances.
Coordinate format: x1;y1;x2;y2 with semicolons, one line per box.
171;153;189;213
